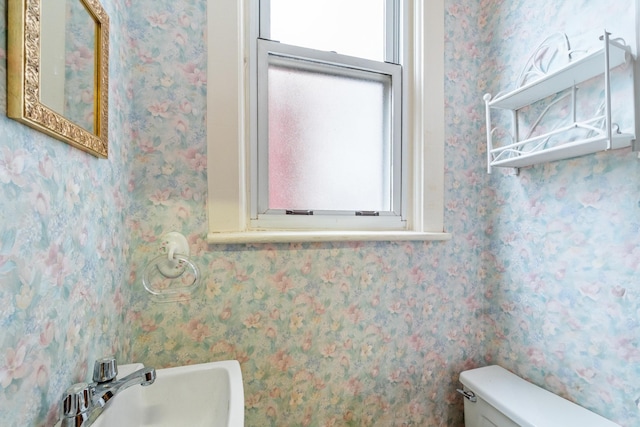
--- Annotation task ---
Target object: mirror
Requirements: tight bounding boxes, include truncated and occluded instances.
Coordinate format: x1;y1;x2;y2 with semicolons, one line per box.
7;0;110;158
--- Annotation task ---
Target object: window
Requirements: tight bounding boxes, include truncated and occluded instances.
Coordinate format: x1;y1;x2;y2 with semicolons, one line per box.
206;0;449;243
253;1;403;230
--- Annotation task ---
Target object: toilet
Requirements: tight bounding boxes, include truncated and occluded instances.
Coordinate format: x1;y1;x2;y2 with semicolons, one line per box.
458;365;620;427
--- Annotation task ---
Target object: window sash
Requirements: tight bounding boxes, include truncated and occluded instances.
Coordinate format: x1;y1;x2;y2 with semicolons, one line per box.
253;39;404;229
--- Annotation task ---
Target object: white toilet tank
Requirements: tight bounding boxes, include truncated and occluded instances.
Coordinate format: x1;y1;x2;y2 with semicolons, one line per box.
458;365;620;427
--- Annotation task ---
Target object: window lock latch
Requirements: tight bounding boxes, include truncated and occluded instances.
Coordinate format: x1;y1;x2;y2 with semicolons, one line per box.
355;211;380;216
286;210;314;215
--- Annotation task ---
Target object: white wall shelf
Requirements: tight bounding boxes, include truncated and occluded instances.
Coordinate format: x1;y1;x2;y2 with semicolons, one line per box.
484;31;636;173
489;133;633;169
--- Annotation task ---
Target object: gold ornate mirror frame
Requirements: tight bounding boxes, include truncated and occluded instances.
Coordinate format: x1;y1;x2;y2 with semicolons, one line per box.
7;0;110;158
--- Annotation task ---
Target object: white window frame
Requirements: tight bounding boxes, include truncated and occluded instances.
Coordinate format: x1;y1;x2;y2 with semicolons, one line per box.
206;0;450;243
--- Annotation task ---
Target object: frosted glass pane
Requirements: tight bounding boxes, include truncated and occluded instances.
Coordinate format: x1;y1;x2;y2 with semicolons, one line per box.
269;0;385;61
267;64;392;212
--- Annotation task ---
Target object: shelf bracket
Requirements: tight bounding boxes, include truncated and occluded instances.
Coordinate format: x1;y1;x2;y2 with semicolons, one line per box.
633;0;640;152
483;93;493;174
600;30;613;150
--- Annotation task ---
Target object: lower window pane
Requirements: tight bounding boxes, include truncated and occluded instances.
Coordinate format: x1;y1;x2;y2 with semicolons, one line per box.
267;63;392;212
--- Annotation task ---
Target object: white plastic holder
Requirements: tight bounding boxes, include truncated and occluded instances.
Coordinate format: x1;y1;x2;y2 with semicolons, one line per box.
158;232;190;278
162;231;190;258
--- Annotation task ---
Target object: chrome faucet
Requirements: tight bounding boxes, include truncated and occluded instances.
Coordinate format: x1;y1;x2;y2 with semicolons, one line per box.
60;357;156;427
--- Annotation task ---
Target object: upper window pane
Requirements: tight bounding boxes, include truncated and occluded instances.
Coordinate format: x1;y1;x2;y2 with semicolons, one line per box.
268;0;386;61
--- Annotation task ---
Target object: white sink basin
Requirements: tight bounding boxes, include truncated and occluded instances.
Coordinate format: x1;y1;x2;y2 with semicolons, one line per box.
92;360;244;427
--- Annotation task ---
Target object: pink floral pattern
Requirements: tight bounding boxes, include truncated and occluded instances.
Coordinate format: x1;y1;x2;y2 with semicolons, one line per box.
0;0;638;426
0;1;130;425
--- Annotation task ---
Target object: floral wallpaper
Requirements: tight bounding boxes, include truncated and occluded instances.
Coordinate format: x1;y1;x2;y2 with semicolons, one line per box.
0;0;133;425
122;1;486;426
0;0;638;427
480;1;640;425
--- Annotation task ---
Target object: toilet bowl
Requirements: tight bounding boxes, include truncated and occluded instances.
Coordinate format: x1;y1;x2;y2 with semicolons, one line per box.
458;365;620;427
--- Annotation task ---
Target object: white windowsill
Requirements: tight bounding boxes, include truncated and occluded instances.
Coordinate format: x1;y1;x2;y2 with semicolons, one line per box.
206;230;452;244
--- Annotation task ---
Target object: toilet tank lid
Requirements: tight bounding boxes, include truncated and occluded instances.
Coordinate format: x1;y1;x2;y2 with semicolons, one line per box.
459;365;620;427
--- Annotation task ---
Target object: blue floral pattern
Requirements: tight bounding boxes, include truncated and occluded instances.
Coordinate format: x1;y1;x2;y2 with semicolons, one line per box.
0;0;638;426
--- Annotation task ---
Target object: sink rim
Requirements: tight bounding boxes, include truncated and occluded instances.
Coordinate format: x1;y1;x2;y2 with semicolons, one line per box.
94;359;244;427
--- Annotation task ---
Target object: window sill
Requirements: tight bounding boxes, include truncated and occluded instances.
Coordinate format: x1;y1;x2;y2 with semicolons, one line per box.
206;230;452;244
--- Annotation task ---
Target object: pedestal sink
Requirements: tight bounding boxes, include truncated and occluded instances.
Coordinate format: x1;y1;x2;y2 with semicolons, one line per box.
91;360;244;427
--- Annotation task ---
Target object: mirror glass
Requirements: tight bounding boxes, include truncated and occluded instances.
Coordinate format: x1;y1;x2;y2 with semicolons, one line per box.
40;0;97;133
7;0;109;158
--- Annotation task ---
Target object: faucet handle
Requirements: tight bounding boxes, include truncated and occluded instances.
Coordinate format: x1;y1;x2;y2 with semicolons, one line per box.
93;357;118;383
61;382;91;420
